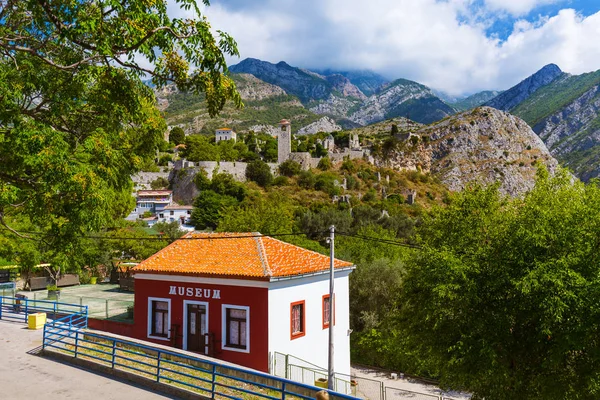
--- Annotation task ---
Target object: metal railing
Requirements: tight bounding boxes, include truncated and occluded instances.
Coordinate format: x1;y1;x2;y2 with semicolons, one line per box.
43;325;360;400
0;296;88;324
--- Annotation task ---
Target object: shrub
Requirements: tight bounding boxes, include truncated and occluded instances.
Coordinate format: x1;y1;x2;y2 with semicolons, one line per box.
150;177;169;190
246;160;273;187
272;176;289;186
279;160;302;177
341;159;357;173
298;171;316;189
317;157;332;171
169;126;185;145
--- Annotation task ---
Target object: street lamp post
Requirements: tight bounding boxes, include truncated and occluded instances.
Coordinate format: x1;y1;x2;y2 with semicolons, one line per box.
327;225;335;390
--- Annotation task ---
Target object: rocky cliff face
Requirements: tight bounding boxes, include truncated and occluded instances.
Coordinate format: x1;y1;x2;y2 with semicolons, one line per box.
229;58;334;102
233;73;287;100
350;79;456;125
325;74;366;100
485;64;563;111
532;84;600;181
377;107;559;196
297;117;342;135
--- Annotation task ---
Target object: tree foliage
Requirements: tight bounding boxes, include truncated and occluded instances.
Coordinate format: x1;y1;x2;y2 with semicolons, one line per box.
399;168;600;399
169;127;186;145
0;0;241;249
245;160;273;187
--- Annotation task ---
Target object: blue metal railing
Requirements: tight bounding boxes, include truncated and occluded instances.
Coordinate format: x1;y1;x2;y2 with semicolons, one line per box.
42;324;359;400
0;295;88;325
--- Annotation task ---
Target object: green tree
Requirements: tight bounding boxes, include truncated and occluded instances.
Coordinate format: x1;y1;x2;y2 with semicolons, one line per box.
217;140;239;161
246;160;273;187
218;194;295;234
279;160;302;177
191;191;238;230
400;169;600;399
317;157;332;171
153;221;186;242
0;0;241;249
181;135;219;161
169;127;186;146
150;177;170;190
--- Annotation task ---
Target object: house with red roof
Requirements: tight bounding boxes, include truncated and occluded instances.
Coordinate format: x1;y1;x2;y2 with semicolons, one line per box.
130;232;355;375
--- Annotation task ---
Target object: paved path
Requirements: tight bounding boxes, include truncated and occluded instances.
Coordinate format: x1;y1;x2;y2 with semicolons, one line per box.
352;365;471;399
0;320;171;400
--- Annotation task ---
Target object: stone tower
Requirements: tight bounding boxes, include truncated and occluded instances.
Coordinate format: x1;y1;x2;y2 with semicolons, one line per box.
349;133;360;150
278;119;292;164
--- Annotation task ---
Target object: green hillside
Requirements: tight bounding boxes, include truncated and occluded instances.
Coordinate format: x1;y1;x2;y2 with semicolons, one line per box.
512;70;600;127
163;92;322;134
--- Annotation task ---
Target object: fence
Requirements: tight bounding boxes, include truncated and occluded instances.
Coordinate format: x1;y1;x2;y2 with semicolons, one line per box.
273;352;466;400
43;325;360;400
13;291;133;321
0;296;88;324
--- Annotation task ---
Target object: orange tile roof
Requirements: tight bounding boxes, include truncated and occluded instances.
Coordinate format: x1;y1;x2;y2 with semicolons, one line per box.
131;232;353;279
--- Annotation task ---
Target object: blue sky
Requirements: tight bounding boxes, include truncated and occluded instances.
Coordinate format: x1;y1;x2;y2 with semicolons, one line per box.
173;0;600;96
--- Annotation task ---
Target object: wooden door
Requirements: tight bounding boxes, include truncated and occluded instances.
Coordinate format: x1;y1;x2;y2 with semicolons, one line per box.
186;304;207;353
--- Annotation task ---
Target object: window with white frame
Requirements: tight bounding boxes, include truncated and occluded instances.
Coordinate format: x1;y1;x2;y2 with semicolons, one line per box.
223;305;249;352
148;298;170;339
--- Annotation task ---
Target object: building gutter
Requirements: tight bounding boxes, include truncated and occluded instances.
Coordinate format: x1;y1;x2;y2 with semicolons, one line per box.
268;265;355;282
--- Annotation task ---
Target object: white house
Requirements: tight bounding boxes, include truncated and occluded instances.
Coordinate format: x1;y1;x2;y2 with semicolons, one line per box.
215;128;237;143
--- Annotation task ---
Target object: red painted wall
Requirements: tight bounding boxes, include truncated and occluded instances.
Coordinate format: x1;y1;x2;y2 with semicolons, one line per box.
88;318;135;337
132;277;269;372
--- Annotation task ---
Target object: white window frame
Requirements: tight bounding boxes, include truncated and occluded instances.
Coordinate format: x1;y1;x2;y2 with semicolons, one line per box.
147;297;171;341
182;300;210;351
221;304;250;353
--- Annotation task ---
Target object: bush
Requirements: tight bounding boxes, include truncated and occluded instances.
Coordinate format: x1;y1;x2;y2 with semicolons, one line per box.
298;171;316;189
169;126;185;145
317;157;332;171
341;159;357;173
279;160;302;177
272;176;289;186
362;189;377;202
150;177;169;190
315;172;341;196
246;160;273;187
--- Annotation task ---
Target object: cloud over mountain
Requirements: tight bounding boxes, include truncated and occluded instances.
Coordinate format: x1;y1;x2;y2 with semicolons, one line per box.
186;0;600;96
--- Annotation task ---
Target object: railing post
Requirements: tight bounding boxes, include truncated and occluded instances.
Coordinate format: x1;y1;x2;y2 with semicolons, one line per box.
53;302;57;321
111;340;117;369
211;364;217;398
281;382;287;400
24;298;28;322
156;351;161;382
74;330;79;358
285;354;289;379
380;380;384;400
106;300;109;319
42;323;46;350
0;296;3;320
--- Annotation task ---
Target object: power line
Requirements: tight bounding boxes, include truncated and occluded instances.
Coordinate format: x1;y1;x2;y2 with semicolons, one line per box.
336;232;423;250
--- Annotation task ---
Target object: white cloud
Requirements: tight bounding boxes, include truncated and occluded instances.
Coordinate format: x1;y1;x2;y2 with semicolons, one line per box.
484;0;563;16
172;0;600;96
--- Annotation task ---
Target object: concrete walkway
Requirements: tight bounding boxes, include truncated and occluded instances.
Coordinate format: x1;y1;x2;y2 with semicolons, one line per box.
352;365;471;399
0;320;171;399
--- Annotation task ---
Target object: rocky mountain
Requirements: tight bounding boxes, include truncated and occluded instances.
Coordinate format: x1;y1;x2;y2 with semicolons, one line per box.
317;69;389;96
483;64;600;180
230;58;454;126
233;73;287;100
229;58;340;103
297;117;342;135
484;64;563;111
452;90;503;111
349;79;456;125
510;69;600;180
374;107;559;196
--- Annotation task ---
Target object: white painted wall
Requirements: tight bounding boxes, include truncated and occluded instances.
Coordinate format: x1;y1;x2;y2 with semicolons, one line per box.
267;270;352;377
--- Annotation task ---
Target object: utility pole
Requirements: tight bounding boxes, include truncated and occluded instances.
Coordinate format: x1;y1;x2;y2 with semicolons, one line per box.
327;225;335;390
